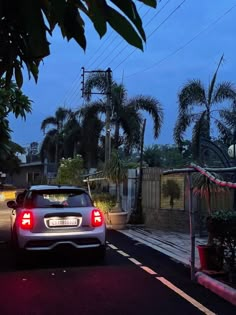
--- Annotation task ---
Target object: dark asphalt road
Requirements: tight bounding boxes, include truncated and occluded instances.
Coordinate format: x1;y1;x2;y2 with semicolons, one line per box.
0;209;235;314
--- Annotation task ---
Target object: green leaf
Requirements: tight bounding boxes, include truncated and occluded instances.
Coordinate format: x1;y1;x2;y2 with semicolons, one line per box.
64;5;86;50
138;0;157;8
111;0;146;41
106;6;143;50
14;65;23;89
50;0;67;28
19;0;50;59
5;68;13;89
87;0;107;38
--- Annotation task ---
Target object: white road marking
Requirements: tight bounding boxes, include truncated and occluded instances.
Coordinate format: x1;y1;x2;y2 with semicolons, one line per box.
140;266;157;275
108;242;216;314
156;277;216;315
128;258;142;266
108;244;118;250
117;250;130;257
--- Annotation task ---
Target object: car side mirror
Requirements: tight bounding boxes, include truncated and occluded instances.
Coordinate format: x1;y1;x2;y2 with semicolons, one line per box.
6;200;17;209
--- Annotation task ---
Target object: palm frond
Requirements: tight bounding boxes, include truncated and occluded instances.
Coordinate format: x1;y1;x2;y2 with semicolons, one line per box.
173;112;192;148
55;107;71;122
212;82;236;104
178;80;206;110
192;111;207;158
207;54;224;105
40;117;57;131
216;120;232;144
80;101;106;119
84;72;111;102
128;96;163;138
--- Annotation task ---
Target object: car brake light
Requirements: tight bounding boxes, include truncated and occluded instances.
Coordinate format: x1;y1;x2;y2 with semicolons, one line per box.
91;209;103;227
19;211;34;230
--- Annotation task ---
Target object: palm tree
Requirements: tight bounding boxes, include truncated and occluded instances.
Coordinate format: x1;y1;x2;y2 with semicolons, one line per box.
174;55;236;158
217;100;236;146
84;73;163;155
40;107;71;165
63;112;82;158
79;106;104;169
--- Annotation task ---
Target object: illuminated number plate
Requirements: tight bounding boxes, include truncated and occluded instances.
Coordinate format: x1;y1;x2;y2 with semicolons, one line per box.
49;218;78;227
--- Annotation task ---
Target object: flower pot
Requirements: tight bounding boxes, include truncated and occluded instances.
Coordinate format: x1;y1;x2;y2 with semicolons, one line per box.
108;211;128;230
197;245;223;271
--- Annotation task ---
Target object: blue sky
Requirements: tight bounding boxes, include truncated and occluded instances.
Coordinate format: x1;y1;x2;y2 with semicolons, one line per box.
9;0;236;150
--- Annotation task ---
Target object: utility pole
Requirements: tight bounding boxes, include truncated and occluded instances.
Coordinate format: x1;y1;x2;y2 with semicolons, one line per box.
135;119;146;222
81;67;112;167
105;68;112;166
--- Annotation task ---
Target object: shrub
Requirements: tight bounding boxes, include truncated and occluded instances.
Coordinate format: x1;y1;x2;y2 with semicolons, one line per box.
92;193;116;214
56;155;84;186
207;210;236;278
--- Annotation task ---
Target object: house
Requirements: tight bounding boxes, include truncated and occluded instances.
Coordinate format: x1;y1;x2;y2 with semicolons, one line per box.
6;160;57;188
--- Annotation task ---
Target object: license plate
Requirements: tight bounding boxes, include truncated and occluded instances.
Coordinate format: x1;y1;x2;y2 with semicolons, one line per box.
49;218;78;227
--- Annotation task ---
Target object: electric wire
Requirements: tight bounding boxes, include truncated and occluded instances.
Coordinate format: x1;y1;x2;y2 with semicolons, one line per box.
103;0;172;69
63;3;155;106
121;3;236;79
60;1;145;107
113;0;186;71
87;5;151;70
85;1;145;69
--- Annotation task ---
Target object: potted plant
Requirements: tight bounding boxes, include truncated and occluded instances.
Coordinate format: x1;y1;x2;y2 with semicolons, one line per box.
92;192;116;224
193;172;227;270
104;150;128;230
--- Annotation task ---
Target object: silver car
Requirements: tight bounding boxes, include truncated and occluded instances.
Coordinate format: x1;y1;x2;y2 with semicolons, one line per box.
7;185;106;260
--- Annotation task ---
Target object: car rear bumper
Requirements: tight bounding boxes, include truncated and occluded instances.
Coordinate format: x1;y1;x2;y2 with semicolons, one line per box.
16;227;106;251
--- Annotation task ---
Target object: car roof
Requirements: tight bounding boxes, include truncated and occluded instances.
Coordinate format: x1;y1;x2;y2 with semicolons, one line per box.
28;185;86;192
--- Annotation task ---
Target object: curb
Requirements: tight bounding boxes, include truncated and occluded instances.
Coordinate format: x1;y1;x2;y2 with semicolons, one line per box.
195;271;236;306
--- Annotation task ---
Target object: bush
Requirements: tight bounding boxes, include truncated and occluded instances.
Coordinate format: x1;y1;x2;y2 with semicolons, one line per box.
56;155;84;186
92;193;116;214
207;210;236;278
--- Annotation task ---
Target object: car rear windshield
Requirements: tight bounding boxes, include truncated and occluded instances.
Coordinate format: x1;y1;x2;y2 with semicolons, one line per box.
23;189;92;208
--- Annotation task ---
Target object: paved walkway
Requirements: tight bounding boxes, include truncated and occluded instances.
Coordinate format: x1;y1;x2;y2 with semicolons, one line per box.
119;225;236;307
119;226;207;269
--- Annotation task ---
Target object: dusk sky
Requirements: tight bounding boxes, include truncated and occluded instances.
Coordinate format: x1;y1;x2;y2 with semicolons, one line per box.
9;0;236;150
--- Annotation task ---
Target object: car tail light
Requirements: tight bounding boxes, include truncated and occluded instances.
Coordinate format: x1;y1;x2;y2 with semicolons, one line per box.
19;211;34;230
91;209;103;227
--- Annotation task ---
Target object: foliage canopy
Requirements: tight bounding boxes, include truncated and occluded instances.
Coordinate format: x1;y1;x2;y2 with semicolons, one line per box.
0;0;157;87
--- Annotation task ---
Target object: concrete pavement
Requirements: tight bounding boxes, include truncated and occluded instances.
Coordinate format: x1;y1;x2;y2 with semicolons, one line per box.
119;225;236;307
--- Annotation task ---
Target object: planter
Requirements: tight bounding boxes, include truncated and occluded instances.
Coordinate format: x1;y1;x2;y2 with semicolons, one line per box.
197;245;224;271
108;211;128;230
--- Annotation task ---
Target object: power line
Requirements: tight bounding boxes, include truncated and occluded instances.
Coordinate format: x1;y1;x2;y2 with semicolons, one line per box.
113;0;186;71
85;1;145;69
58;1;145;107
103;0;172;69
122;3;236;79
89;4;153;70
